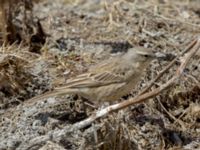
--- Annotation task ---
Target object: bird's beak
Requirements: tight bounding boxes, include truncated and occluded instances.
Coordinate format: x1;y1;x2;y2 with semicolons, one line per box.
154;52;175;61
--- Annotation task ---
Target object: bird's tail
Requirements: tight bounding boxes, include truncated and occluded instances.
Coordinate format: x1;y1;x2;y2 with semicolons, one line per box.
26;88;78;105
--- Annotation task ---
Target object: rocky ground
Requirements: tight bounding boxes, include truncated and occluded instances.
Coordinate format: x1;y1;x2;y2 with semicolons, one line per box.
0;0;200;149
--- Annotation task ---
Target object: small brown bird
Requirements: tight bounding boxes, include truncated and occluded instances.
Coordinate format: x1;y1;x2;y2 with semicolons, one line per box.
28;47;166;104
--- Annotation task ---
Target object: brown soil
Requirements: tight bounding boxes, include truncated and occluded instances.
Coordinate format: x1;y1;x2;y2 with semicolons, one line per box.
0;0;200;149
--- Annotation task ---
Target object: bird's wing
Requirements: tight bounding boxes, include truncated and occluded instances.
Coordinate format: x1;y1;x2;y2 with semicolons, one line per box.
27;71;125;104
55;71;124;89
55;60;127;89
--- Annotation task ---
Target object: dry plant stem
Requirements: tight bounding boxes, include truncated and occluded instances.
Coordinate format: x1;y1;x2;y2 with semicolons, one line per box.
185;74;200;88
157;99;186;130
18;38;200;150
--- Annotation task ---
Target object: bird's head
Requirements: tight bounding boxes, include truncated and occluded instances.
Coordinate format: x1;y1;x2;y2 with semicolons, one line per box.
123;47;166;66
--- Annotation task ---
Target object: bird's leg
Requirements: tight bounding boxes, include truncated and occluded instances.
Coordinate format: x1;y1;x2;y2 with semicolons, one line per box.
82;97;98;109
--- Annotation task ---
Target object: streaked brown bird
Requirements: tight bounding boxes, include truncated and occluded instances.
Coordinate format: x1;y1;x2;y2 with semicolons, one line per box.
28;47;166;104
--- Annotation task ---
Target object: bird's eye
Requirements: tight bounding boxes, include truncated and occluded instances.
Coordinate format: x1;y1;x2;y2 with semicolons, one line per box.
144;55;149;58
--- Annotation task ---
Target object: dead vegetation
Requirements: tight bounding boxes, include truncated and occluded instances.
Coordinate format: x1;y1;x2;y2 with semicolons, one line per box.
0;0;200;150
0;0;46;52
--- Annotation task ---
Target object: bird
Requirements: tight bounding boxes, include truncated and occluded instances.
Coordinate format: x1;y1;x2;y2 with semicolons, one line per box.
28;47;166;105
